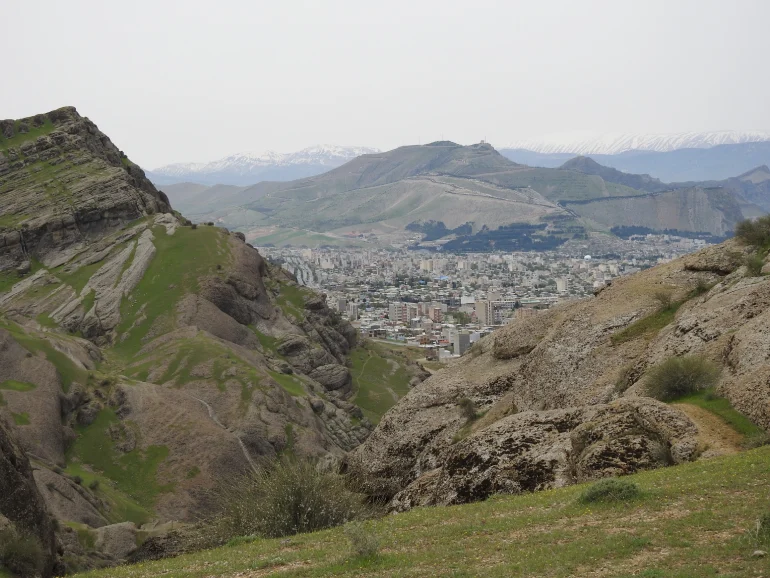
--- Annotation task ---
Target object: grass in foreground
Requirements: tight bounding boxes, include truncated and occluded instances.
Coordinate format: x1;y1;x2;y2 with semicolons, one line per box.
74;447;770;578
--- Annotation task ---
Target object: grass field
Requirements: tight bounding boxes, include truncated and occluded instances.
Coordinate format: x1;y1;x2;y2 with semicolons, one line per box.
75;446;770;577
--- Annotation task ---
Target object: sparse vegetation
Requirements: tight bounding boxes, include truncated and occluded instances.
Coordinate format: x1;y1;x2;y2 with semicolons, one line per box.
579;478;641;503
344;521;380;558
350;342;412;424
457;397;478;422
735;215;770;247
0;526;45;578
744;252;765;276
207;457;374;544
750;512;770;547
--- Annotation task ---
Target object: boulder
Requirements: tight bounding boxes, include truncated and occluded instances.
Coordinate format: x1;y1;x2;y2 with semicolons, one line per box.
94;522;138;561
309;364;351;391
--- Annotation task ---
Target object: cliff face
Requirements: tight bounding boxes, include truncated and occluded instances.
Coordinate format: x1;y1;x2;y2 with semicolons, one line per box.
0;107;425;571
0;107;171;271
0;417;57;577
351;239;770;509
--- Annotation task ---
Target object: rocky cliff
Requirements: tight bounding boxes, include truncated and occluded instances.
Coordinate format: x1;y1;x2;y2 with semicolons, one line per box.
0;417;57;577
0;106;171;272
0;108;424;572
351;239;769;509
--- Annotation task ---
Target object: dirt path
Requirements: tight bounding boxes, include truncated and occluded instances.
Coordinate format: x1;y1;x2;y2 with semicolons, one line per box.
673;403;743;458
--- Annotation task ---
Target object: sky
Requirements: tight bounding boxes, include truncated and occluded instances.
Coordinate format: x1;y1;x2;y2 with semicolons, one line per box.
2;0;770;168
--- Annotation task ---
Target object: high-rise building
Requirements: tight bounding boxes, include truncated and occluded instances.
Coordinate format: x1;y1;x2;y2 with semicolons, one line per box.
453;331;471;356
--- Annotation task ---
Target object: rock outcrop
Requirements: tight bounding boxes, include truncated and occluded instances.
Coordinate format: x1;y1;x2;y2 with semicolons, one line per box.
351;239;770;509
0;417;57;577
0;106;171;271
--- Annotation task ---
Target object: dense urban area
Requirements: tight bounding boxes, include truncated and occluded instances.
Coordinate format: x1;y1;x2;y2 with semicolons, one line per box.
260;231;713;362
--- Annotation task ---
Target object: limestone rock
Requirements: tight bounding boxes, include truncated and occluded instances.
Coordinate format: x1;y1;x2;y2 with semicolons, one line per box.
309;364;351;391
95;522;138;561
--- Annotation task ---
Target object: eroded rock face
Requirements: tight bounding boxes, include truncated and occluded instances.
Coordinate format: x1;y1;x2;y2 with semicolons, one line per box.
0;418;57;577
353;239;770;510
390;399;695;511
0;106;171;272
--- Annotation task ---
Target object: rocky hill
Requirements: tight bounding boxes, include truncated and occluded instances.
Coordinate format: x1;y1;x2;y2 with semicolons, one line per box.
0;108;424;573
559;155;668;193
351;239;769;509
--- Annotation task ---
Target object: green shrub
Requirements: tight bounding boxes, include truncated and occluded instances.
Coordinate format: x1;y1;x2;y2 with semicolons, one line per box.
457;397;478;421
652;290;673;310
735;215;770;247
0;527;45;577
344;521;380;557
579;479;641;504
645;356;721;401
208;457;374;542
88;479;100;491
744;253;765;277
72;475;83;485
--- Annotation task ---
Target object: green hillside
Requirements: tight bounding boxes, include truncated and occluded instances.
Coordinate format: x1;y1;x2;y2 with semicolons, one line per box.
75;446;770;577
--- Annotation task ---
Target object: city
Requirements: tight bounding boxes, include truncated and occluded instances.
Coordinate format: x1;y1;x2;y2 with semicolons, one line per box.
260;231;714;362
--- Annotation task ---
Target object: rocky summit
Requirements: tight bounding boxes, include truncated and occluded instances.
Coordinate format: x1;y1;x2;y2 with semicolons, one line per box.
0;108;425;574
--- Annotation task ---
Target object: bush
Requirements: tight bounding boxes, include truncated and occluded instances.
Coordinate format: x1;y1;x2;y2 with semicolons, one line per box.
457;397;478;421
88;479;100;491
191;223;198;230
72;475;83;485
208;457;374;542
0;527;45;577
744;253;765;277
645;355;721;401
344;521;379;557
735;215;770;247
652;290;673;310
579;479;641;504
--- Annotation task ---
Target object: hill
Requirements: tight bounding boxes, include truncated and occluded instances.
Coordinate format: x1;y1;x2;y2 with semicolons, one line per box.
559;155;667;193
501;141;770;182
73;446;770;577
0;108;423;574
181;142;751;246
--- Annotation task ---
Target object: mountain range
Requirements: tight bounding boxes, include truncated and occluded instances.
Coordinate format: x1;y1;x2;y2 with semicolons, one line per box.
148;145;379;186
505;130;770;155
158;141;767;248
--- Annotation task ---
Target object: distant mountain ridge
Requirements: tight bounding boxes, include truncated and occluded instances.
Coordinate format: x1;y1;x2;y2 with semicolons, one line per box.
501;141;770;182
505;130;770;155
148;145;380;186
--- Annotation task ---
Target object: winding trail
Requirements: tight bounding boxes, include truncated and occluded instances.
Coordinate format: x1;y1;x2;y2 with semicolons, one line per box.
187;394;258;471
673;403;743;458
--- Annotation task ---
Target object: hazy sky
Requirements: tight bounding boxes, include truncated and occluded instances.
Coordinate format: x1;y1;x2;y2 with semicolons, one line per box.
3;0;769;168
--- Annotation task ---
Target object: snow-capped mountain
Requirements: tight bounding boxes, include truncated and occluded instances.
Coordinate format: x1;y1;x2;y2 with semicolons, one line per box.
505;130;770;155
148;145;379;186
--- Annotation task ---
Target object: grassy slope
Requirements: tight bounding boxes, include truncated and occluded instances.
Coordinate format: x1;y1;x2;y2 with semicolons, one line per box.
76;446;770;578
350;342;412;423
114;225;229;358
